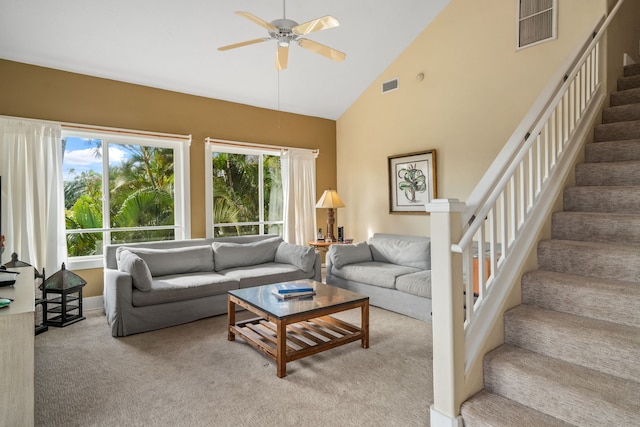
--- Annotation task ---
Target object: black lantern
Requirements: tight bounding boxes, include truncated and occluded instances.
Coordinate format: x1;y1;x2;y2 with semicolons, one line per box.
43;263;86;327
3;252;48;334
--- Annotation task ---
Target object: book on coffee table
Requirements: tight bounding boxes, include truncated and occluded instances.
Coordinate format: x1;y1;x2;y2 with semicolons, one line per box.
272;283;314;294
271;289;316;299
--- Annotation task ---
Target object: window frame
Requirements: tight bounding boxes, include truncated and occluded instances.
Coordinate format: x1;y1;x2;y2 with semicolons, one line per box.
204;141;283;239
62;128;191;270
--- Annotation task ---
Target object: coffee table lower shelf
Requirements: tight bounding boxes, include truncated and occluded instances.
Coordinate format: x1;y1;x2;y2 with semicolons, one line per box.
229;314;365;376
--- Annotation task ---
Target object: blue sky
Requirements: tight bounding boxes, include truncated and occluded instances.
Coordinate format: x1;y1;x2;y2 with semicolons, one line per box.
63;137;127;180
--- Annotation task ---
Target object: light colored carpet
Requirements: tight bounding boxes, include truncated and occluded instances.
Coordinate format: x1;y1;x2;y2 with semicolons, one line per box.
35;306;433;427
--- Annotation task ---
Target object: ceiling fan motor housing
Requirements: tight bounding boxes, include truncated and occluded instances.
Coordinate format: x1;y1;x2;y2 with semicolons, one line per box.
270;18;299;47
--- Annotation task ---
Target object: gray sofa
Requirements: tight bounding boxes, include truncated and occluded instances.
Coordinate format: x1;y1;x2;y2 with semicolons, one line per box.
103;235;321;336
325;233;432;321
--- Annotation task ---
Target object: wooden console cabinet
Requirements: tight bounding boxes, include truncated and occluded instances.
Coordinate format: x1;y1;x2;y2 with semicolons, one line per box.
0;266;35;427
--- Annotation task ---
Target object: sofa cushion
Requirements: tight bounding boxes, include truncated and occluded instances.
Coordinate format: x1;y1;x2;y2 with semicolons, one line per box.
395;270;432;298
117;250;153;291
368;237;430;270
328;242;372;269
116;245;214;277
131;272;238;307
221;263;311;288
332;261;421;289
274;242;316;273
212;236;283;272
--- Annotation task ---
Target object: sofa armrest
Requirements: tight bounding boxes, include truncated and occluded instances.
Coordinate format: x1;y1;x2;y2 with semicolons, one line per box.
312;251;322;282
103;268;134;337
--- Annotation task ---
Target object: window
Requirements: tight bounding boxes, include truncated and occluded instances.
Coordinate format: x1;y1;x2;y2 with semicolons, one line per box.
62;128;190;269
205;142;283;238
517;0;557;49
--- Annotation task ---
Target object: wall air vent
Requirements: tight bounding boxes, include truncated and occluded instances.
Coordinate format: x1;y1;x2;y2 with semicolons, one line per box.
382;78;399;93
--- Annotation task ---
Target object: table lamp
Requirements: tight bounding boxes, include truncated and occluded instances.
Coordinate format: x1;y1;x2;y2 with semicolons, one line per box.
316;189;345;242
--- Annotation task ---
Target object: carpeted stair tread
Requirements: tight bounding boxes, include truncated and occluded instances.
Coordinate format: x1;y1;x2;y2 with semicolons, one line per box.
575;161;640;186
551;211;640;245
610;87;640;107
624;63;640;77
594;119;640;142
602;103;640;123
617;74;640;91
585;139;640;162
521;270;640;329
484;345;640;426
505;305;640;382
563;185;640;213
537;239;640;283
461;390;573;427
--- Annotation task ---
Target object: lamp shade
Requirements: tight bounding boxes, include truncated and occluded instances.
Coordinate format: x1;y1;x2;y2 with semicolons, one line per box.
315;189;345;209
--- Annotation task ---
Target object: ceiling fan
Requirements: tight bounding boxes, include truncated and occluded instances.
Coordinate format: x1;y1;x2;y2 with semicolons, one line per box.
217;0;346;71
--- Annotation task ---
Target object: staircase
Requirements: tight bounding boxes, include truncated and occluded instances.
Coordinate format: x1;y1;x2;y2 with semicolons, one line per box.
460;64;640;426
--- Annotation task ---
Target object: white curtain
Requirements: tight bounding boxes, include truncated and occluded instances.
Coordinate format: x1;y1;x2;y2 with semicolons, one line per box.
0;117;66;274
281;149;316;245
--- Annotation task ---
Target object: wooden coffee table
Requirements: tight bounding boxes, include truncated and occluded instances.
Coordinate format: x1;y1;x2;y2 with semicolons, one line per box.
227;280;369;378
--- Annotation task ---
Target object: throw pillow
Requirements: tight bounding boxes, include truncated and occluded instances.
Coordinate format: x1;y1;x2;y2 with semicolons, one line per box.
274;242;316;273
212;236;283;271
117;249;153;292
368;237;430;270
329;241;372;269
116;245;215;277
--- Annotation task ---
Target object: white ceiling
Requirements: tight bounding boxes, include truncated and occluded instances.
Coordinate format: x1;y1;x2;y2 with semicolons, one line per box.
0;0;450;120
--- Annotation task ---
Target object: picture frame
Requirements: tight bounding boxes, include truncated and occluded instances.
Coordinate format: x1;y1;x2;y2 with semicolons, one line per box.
388;150;437;214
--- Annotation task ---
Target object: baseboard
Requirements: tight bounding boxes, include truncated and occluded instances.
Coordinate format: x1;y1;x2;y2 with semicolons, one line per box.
430;406;463;427
83;295;103;312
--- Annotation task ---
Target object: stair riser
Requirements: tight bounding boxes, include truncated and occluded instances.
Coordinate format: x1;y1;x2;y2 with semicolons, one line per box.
602;104;640;123
484;349;640;426
595;120;640;142
624;63;640;77
504;309;640;383
563;186;640;214
575;162;640;186
521;271;640;329
538;241;640;283
585;140;640;162
551;212;640;245
617;74;640;91
610;88;640;107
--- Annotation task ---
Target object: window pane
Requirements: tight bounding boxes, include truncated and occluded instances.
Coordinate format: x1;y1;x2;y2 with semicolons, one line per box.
264;154;283;222
66;232;103;257
212;152;260;225
63;137;104;256
214;225;259;237
109;143;175;229
111;229;175;245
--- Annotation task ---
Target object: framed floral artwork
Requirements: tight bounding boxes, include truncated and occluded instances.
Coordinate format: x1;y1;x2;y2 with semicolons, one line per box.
388;150;437;214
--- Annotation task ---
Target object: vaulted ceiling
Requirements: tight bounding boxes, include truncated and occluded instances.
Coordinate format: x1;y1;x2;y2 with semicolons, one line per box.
0;0;450;120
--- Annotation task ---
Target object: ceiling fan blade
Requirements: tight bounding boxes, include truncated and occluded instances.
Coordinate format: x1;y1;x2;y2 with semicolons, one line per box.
235;11;277;31
298;38;346;62
276;45;289;71
218;38;270;51
292;15;340;35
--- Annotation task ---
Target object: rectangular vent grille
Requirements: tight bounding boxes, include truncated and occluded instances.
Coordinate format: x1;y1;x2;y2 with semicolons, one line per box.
518;0;556;49
382;78;399;93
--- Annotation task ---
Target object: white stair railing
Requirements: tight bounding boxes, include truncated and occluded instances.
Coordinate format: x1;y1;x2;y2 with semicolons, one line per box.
427;1;625;424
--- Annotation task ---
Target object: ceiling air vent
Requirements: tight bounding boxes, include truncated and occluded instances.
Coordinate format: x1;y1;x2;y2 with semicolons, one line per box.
382;78;399;93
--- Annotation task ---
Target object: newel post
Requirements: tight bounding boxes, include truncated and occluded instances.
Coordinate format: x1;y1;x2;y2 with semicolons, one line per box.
426;199;466;427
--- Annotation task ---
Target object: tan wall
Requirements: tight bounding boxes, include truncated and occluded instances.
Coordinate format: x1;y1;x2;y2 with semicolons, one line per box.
0;60;337;297
336;0;607;242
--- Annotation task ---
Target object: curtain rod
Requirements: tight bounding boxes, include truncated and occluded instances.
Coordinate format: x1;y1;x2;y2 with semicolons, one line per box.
1;115;192;143
205;137;319;157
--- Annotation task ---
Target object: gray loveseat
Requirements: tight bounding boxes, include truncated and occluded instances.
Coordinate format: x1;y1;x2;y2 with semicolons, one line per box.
325;233;432;321
103;235;321;336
